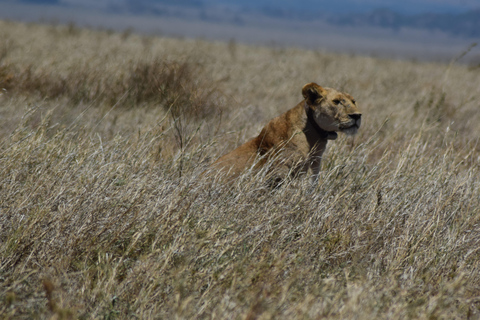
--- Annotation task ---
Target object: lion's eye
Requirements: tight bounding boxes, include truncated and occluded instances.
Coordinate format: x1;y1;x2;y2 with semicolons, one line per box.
333;99;341;105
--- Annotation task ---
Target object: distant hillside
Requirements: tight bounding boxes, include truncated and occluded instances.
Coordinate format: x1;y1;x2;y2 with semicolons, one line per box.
328;8;480;38
21;0;59;3
10;0;480;38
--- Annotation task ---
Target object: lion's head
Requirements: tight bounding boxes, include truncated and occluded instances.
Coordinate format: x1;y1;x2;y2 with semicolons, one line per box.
302;82;361;137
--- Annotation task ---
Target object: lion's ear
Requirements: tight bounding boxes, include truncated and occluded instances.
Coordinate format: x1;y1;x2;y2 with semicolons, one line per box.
302;83;325;105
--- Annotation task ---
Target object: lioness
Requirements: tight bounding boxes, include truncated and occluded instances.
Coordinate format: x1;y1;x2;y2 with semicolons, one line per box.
212;82;361;185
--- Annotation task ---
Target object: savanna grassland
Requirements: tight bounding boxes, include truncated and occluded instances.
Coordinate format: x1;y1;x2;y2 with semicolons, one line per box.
1;19;480;319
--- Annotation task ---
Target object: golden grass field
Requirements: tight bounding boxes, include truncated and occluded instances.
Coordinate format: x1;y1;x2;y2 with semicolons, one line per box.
1;20;480;319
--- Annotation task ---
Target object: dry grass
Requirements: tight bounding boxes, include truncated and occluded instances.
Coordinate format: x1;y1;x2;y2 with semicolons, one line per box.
1;20;480;319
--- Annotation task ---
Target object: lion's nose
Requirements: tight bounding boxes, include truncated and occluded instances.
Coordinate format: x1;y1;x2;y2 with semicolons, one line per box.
349;113;362;121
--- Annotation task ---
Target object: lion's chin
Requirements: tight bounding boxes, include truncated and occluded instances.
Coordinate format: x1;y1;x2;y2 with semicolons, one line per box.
341;125;359;136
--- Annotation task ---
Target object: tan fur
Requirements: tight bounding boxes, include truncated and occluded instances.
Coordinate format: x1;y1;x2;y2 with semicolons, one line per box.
211;83;361;184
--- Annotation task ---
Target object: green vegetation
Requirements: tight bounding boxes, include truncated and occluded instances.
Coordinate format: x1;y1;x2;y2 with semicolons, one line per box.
1;20;479;319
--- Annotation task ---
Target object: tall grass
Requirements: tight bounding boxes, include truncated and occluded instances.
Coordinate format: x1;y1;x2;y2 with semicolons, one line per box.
1;20;480;319
0;48;221;118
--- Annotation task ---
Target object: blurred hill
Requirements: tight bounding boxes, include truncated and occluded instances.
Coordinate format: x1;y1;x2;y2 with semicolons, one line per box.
8;0;480;37
328;8;480;38
1;0;479;62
